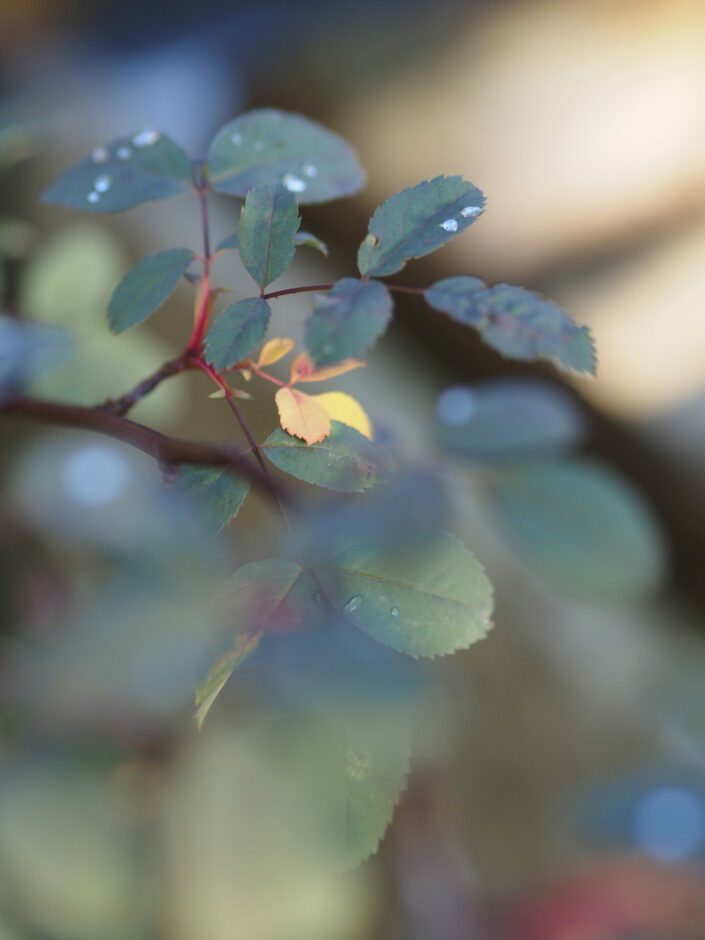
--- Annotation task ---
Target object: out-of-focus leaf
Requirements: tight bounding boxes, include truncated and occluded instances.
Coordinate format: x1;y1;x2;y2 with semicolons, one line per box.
215;231;238;252
171;465;250;535
263;421;394;492
309;391;372;439
208;109;365;205
257;336;295;367
40;130;192;213
295;230;328;256
357;176;485;277
305;278;392;365
426;277;596;375
436;379;585;462
275;386;331;444
319;531;493;658
107;248;194;334
0;316;72;402
204;297;271;370
289;352;364;384
238;184;300;288
492;459;664;598
195;633;261;729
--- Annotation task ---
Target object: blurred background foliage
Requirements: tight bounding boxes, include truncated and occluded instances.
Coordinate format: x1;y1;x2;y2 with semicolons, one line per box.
2;0;705;937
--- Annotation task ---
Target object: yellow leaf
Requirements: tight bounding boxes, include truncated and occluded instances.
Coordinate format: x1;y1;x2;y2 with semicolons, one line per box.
309;391;372;439
275;387;331;444
290;351;365;384
257;337;295;367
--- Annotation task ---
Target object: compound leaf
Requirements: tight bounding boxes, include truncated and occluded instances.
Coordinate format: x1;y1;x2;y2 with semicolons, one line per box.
208;109;365;205
204;297;271;370
305;278;392;365
238;184;300;288
319;532;493;658
107;248;194;334
357;175;485;278
425;277;596;375
263;420;394;492
41;130;192;213
275;387;331;444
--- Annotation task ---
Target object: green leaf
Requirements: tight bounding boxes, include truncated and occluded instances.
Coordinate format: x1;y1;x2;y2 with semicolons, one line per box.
238;184;300;288
208;109;365;205
221;558;319;634
357;175;485;277
492;459;664;599
204;297;271;370
215;231;238;252
305;278;393;365
40;130;192;213
319;532;493;658
262;421;395;492
295;231;328;257
107;248;194;334
436;379;585;462
425;277;596;375
195;634;260;730
172;465;250;535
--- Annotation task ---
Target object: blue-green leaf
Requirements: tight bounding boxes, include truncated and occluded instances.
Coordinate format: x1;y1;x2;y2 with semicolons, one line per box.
238;184;300;289
204;297;271;370
492;459;664;599
425;277;596;375
172;465;250;535
319;532;493;658
40;130;192;213
436;379;585;462
107;248;194;334
295;231;328;257
262;421;395;492
357;176;485;278
194;635;259;730
215;231;239;252
305;278;393;365
207;109;365;205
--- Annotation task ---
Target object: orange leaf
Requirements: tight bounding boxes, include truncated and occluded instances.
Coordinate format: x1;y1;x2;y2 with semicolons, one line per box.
309;391;372;439
290;351;365;384
275;387;331;444
257;337;295;367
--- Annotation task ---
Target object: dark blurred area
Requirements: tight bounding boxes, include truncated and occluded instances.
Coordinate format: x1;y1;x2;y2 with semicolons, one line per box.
2;0;705;938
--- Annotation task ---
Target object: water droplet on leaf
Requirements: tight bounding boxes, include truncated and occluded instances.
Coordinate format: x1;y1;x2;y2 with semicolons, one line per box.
440;218;459;232
116;146;131;160
283;173;306;193
303;163;318;178
87;192;99;204
460;206;482;218
92;147;108;163
436;386;477;426
94;174;112;193
391;607;400;618
343;594;364;614
132;128;160;148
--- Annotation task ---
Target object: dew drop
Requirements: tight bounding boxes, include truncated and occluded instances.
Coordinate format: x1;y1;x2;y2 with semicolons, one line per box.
232;133;243;145
132;128;160;148
460;205;482;218
391;607;400;618
87;192;100;204
283;173;306;193
94;174;112;193
343;594;364;614
92;147;108;163
116;146;131;160
440;218;459;232
254;140;264;152
303;163;318;178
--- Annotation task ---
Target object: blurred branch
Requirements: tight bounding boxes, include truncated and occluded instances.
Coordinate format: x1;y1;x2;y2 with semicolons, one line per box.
1;395;289;501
